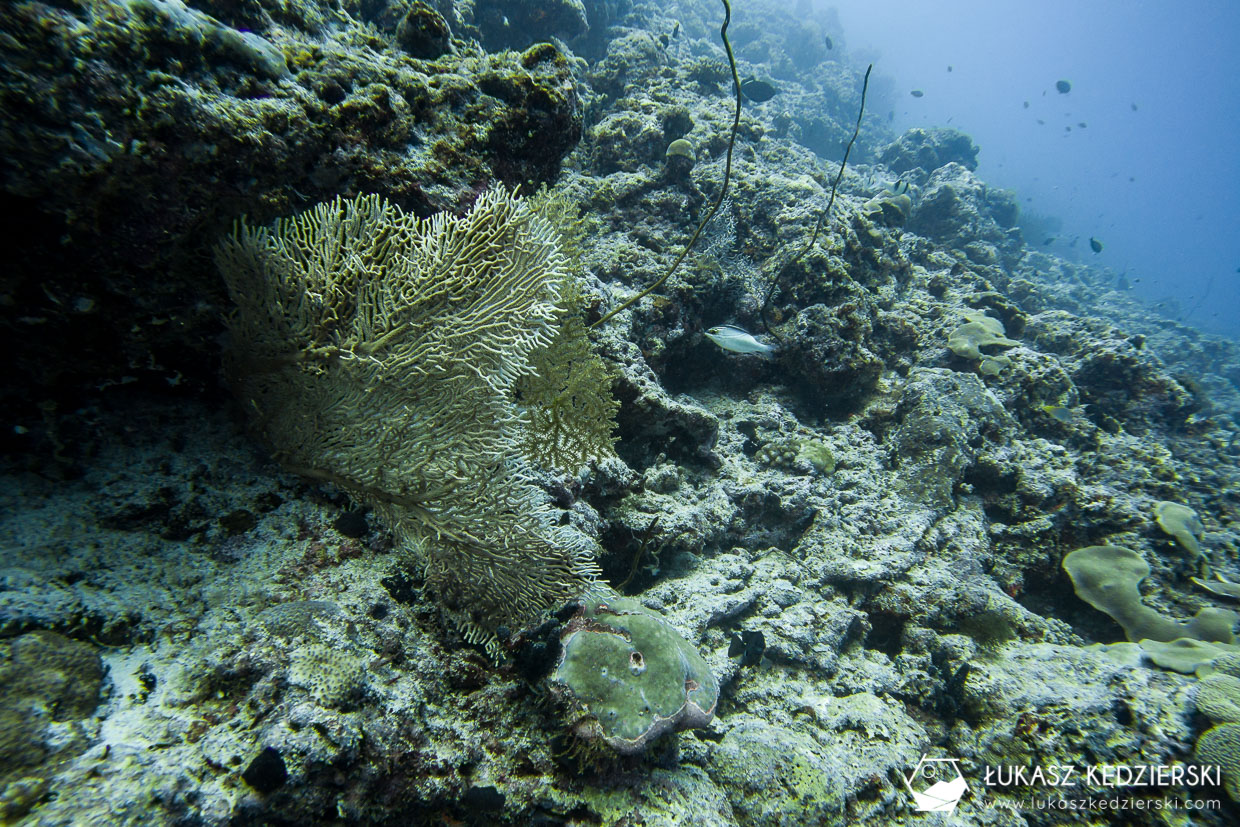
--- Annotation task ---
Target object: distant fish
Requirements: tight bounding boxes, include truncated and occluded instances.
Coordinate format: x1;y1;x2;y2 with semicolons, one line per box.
1078;122;1087;128
1023;101;1029;109
1089;237;1103;253
910;89;924;97
890;179;909;195
1040;404;1076;423
1043;237;1055;245
824;34;833;50
947;65;953;72
1036;119;1045;125
1065;126;1071;131
704;325;776;355
740;77;779;102
1056;79;1071;94
673;22;680;39
1131;102;1138;111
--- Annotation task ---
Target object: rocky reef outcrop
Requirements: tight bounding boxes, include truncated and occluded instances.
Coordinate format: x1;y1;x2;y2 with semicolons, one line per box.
0;0;583;433
3;0;1240;824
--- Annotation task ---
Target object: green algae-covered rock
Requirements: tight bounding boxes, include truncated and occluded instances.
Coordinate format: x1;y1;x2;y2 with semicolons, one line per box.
0;630;103;817
709;721;846;827
552;595;717;755
2;630;104;720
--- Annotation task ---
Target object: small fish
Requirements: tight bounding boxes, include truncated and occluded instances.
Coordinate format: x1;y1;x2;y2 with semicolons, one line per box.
824;34;833;50
947;65;953;72
672;22;680;39
1131;102;1138;111
910;89;924;98
1078;122;1087;128
704;325;776;355
889;179;909;195
1036;118;1045;125
1089;237;1103;253
659;33;670;48
1043;237;1055;245
1023;101;1029;109
728;629;765;666
1055;79;1071;94
740;77;779;102
1040;404;1075;423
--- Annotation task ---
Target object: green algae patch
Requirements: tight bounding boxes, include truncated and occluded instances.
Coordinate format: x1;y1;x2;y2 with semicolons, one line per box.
1062;545;1236;644
861;189;912;227
947;312;1018;360
552;595;717;756
664;138;695;161
979;354;1012;376
1141;638;1236;674
1193;576;1240;600
1154;501;1203;557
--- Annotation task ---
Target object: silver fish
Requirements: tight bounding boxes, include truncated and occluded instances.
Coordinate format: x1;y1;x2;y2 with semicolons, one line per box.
704;325;776;355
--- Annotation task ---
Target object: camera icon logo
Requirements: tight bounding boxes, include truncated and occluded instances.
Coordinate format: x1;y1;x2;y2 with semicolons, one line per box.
901;755;969;813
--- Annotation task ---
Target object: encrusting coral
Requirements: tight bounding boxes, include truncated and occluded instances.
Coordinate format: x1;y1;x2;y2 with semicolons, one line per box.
216;187;614;650
1062;544;1236;644
550;592;718;756
946;311;1019;360
1154;500;1204;557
